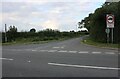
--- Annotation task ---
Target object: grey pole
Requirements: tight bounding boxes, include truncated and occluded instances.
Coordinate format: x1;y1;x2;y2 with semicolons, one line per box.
107;32;109;44
111;28;113;43
106;28;110;44
5;24;7;42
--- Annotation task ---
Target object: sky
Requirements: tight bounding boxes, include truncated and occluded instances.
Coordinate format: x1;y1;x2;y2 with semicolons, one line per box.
0;0;106;32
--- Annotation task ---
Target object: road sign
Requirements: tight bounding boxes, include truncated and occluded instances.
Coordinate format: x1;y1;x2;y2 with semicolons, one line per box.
106;14;114;28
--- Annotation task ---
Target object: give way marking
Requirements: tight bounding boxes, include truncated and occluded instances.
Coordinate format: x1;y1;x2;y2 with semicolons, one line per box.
48;63;120;70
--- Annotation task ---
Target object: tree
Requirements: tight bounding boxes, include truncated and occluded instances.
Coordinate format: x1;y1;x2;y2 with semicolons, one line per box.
30;28;36;33
7;26;18;42
78;13;93;31
89;2;120;43
78;2;120;43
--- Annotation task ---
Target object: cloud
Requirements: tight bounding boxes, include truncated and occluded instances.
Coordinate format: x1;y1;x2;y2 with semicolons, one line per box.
41;20;59;29
2;0;105;2
50;7;62;14
0;0;106;32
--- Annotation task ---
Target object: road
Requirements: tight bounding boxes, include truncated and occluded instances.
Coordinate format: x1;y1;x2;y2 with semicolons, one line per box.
1;36;119;77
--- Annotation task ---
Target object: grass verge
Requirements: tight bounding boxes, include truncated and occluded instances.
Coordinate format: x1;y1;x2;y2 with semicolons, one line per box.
82;37;119;49
2;36;80;46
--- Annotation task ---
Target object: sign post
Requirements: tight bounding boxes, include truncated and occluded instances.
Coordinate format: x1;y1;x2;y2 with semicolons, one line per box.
105;28;110;43
106;14;114;43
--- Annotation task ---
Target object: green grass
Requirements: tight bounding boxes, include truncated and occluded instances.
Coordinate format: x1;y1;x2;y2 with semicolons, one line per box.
2;38;57;45
82;37;119;49
2;36;80;46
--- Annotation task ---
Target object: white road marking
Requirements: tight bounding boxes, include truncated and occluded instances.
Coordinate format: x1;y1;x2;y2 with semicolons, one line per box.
53;47;60;49
58;50;67;53
0;58;13;61
39;50;48;52
48;50;57;52
68;51;77;53
92;52;101;54
32;50;37;51
105;52;115;55
61;47;64;48
48;63;120;70
53;47;64;49
78;51;88;54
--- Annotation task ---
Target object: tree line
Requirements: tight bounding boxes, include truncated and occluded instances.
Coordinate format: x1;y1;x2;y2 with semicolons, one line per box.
78;2;120;44
2;26;87;43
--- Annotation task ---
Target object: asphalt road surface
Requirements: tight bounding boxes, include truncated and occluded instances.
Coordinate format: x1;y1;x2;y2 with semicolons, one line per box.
2;36;119;77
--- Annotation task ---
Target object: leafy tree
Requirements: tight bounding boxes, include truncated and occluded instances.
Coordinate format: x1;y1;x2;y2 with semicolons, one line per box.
79;2;120;43
7;26;18;42
30;28;36;33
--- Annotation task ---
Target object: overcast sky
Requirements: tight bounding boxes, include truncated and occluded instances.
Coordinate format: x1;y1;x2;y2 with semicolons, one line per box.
0;0;106;32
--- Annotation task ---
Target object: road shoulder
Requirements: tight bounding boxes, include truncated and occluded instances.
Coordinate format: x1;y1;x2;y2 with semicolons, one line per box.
81;36;119;51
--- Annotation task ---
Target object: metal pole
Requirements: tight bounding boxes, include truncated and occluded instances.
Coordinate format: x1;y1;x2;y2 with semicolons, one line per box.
106;28;109;44
111;28;113;43
107;32;109;44
5;24;7;42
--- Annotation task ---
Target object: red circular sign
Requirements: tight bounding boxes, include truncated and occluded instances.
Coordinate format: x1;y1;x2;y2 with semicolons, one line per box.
106;14;114;24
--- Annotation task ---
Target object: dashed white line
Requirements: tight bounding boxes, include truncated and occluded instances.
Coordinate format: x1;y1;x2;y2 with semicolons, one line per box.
53;47;60;49
39;50;48;52
53;47;64;49
48;50;57;52
68;51;77;53
32;50;37;51
48;63;120;70
105;52;115;55
78;51;88;54
0;58;14;61
24;48;118;56
92;52;101;54
61;47;64;48
58;50;67;53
